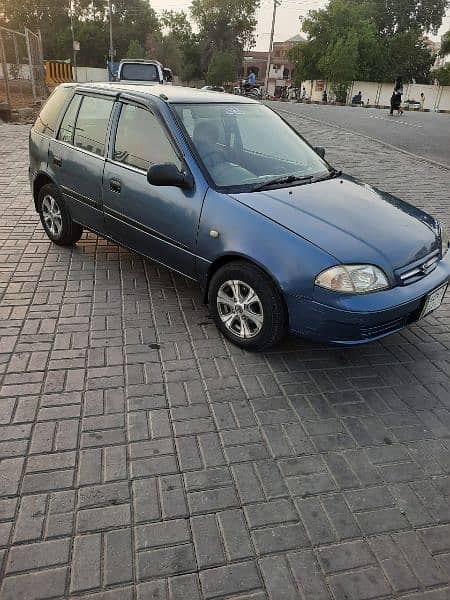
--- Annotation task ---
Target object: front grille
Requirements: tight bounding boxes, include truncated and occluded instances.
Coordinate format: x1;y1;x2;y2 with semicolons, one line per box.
395;250;440;286
360;316;408;339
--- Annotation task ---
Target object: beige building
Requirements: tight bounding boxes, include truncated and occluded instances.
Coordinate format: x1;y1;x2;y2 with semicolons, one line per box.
242;34;305;95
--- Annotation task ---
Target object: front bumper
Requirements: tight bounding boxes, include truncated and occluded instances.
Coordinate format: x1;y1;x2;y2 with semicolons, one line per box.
286;253;450;345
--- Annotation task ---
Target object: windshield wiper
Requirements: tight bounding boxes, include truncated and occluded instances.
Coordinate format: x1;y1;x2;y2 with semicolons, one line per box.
315;168;342;181
252;174;313;192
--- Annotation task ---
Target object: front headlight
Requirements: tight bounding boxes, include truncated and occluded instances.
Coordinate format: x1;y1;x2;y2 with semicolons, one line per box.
440;222;448;258
315;264;389;293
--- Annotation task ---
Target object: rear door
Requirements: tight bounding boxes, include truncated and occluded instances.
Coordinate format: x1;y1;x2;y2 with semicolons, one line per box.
48;92;115;233
102;99;202;277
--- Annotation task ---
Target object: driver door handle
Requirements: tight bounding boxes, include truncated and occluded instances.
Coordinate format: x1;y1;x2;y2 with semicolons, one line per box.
52;156;62;167
110;178;122;193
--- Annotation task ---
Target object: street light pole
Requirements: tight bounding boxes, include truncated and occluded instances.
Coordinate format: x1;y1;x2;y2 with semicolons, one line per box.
108;0;114;65
264;0;280;97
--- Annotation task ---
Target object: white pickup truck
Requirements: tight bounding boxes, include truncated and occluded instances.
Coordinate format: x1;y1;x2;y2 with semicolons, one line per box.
117;59;173;85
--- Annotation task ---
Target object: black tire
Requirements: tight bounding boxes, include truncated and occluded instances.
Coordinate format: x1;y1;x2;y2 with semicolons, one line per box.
208;260;287;351
38;183;83;246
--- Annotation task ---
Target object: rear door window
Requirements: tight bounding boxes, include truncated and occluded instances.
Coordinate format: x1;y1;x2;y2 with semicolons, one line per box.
57;94;82;144
33;86;72;136
73;96;113;156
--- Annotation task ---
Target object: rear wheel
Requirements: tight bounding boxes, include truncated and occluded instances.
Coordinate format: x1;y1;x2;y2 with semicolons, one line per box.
38;184;83;246
208;261;287;351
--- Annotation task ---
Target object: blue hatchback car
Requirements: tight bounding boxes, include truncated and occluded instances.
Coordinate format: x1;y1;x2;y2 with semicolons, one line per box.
29;83;449;350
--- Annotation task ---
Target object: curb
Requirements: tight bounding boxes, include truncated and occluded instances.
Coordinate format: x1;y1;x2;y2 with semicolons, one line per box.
272;105;450;172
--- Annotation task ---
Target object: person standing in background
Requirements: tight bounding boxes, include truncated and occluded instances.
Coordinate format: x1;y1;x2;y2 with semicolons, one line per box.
420;92;425;111
390;77;404;115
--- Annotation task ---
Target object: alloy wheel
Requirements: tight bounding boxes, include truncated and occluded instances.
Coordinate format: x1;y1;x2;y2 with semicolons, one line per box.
216;279;264;339
41;194;62;237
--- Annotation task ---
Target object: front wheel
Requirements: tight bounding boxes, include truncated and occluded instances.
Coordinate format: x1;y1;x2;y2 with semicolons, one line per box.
38;184;83;246
208;261;287;351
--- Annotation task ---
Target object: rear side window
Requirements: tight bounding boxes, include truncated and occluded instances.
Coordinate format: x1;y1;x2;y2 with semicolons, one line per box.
120;63;159;82
74;96;113;156
33;86;72;136
57;94;82;143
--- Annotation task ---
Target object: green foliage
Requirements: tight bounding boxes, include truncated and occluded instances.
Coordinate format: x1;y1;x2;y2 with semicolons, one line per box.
440;31;450;57
160;10;192;45
191;0;260;73
1;0;160;66
433;64;450;86
2;0;260;80
179;36;203;82
155;35;182;74
156;10;202;80
383;31;435;83
289;42;323;86
289;0;440;91
353;0;447;35
125;39;146;59
206;50;236;85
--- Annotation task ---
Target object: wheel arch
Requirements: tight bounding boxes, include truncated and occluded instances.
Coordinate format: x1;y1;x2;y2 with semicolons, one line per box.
204;253;287;312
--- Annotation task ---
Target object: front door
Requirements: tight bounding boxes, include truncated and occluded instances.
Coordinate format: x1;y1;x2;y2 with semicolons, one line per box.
102;101;201;278
48;93;114;234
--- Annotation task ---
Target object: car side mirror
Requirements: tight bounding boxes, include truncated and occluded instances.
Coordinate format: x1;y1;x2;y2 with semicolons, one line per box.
314;146;326;159
147;163;194;190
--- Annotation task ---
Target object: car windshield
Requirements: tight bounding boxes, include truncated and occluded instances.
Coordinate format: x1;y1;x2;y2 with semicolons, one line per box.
120;63;159;82
173;103;329;190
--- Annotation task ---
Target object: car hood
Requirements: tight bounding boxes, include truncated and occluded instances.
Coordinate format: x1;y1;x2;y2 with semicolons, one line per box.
231;175;439;271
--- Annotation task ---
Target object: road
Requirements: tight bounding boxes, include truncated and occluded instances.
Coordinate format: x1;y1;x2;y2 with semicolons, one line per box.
271;102;450;167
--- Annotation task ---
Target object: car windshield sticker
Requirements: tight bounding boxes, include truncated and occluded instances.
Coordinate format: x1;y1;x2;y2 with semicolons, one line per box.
224;107;244;115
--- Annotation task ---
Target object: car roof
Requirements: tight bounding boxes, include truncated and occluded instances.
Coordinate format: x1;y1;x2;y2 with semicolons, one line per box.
68;82;258;104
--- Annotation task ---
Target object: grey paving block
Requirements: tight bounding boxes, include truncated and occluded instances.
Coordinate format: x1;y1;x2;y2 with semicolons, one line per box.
7;538;70;573
200;561;261;599
328;566;392;600
137;544;196;579
70;534;101;593
317;540;375;573
191;514;225;568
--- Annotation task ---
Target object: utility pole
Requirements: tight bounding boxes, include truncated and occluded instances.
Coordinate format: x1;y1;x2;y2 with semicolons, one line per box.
264;0;280;97
69;0;77;81
108;0;114;65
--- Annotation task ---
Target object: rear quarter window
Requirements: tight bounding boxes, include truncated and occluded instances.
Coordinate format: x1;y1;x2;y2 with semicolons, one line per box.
33;86;73;137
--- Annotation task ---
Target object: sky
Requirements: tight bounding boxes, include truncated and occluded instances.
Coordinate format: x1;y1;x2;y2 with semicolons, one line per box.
151;0;450;51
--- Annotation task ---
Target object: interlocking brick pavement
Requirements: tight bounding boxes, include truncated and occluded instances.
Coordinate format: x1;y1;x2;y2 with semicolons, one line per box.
0;113;449;599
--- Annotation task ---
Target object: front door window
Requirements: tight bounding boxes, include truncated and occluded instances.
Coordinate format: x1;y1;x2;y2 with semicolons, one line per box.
113;104;182;171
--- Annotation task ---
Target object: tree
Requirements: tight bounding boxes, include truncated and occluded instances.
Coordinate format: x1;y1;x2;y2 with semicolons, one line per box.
156;10;202;81
433;64;450;86
191;0;260;72
290;0;383;95
354;0;447;36
1;0;160;66
126;39;146;59
289;0;441;93
155;36;183;74
206;50;236;85
160;10;192;46
440;31;450;57
383;31;435;83
289;41;323;87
